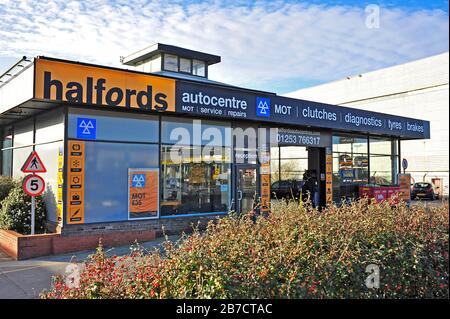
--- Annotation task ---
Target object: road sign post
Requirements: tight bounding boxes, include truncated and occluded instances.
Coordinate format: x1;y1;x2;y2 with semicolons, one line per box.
31;196;35;235
402;158;408;174
21;151;46;235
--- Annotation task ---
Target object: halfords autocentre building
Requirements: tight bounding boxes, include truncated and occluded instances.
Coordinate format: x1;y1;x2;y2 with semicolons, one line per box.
0;44;430;257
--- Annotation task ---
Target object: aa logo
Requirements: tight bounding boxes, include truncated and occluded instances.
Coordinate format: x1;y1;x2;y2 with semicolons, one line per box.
256;97;270;117
132;174;146;188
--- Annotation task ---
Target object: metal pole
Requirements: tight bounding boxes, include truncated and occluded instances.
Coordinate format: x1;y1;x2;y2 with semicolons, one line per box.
31;196;35;235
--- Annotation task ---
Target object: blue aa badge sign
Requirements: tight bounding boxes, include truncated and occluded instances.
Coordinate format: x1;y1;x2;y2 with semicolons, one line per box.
132;174;146;188
76;118;96;140
256;97;270;117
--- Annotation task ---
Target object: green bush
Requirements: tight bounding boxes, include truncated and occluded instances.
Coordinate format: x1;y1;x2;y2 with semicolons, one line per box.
0;175;18;206
0;184;47;234
42;199;448;299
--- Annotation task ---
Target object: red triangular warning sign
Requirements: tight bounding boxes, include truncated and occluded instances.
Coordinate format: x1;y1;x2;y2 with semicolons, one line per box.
21;151;47;173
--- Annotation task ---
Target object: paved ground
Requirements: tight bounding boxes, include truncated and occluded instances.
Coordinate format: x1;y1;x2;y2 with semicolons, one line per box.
411;198;448;208
0;235;181;299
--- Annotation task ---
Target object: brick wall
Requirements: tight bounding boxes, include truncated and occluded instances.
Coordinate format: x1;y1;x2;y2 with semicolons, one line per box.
0;230;19;259
60;214;222;237
0;214;224;260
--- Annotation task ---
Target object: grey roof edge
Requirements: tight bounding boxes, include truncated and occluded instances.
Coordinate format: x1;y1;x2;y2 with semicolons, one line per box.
122;43;221;66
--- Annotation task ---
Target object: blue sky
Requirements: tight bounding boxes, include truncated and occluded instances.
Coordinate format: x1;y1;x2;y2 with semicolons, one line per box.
0;0;448;94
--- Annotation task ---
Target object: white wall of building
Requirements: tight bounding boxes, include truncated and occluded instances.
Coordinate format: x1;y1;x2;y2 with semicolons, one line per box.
287;52;449;196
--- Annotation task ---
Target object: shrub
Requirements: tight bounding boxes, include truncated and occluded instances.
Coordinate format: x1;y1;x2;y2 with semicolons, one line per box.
0;184;47;234
42;199;449;299
0;175;18;206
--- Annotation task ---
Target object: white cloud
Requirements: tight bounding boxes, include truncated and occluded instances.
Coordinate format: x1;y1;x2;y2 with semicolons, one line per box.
0;0;448;92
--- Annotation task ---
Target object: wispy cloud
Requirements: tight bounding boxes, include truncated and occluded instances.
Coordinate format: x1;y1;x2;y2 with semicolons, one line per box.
0;0;448;93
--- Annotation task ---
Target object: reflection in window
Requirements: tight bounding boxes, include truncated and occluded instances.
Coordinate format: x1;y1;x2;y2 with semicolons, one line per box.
162;117;231;146
270;145;308;187
164;54;178;72
370;137;397;155
369;137;397;185
332;135;369;202
193;60;206;77
179;58;191;73
161;145;231;216
370;155;393;185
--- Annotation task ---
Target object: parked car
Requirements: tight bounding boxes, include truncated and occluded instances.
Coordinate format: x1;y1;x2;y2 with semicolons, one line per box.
271;180;304;199
411;182;439;200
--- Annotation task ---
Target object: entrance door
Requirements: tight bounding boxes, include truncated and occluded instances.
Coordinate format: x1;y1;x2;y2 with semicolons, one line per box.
235;165;259;214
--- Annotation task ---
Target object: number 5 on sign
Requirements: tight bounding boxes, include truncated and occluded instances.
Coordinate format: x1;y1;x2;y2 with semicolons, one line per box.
22;174;46;236
23;174;45;197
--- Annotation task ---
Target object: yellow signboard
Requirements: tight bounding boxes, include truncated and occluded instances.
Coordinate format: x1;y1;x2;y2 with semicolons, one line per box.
56;146;63;225
34;58;175;112
260;151;271;213
67;140;85;224
325;153;333;205
128;169;159;219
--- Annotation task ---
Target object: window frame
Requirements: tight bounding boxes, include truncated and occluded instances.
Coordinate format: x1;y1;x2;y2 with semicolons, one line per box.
192;59;206;77
163;53;179;72
178;57;192;74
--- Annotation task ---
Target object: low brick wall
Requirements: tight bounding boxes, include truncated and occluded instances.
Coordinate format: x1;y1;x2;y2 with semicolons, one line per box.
0;214;222;260
0;229;156;260
0;230;20;259
60;214;221;237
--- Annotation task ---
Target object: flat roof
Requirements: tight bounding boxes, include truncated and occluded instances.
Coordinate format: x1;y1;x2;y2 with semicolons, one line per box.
122;43;221;66
0;56;430;140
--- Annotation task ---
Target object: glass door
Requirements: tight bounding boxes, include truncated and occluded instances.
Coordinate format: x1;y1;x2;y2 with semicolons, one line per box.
235;165;259;214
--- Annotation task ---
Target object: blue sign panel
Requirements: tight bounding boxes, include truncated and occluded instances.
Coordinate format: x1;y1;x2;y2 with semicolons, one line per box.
131;174;146;188
76;118;96;140
256;97;271;117
175;81;430;139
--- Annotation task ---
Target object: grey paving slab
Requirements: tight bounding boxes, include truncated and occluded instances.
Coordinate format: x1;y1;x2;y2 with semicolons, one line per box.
0;234;181;299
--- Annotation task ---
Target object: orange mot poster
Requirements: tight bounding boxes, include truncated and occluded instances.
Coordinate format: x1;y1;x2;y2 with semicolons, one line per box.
128;169;159;219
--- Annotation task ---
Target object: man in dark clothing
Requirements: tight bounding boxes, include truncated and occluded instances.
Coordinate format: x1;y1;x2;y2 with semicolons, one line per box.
301;172;314;203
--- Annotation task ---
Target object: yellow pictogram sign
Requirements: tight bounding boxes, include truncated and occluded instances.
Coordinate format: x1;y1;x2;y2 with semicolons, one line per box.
67;141;85;224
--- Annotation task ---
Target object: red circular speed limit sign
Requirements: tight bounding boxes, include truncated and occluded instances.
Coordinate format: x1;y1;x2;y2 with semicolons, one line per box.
22;174;45;196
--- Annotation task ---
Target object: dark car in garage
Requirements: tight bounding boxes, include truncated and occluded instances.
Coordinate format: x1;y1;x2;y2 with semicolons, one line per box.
271;180;304;199
411;182;439;200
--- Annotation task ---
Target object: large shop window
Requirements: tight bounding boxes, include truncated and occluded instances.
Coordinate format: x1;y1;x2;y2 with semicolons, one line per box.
68;110;160;223
83;142;159;223
369;137;398;185
270;146;308;184
332;135;369;201
161;117;231;217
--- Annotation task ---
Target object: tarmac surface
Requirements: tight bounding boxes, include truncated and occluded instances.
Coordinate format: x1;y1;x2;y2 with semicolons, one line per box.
0;235;180;299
